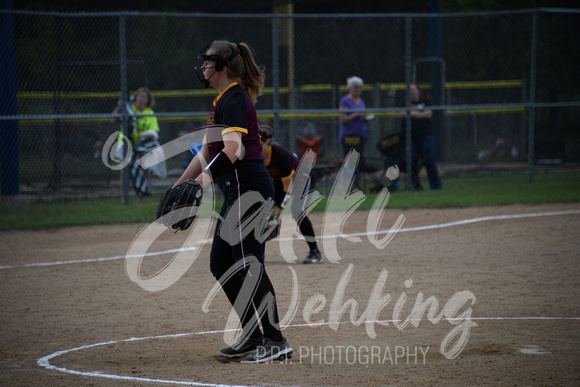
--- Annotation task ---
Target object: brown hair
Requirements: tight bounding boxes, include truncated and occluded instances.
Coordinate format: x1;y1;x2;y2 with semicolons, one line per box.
259;123;273;141
133;87;156;109
209;40;265;103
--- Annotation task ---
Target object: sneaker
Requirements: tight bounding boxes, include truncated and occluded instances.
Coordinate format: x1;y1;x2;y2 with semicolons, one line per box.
219;335;263;359
303;249;322;264
241;337;293;364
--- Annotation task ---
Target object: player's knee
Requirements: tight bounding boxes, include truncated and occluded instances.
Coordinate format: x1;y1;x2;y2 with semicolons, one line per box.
209;260;228;280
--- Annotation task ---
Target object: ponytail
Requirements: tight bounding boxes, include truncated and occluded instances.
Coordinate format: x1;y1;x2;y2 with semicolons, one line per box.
208;40;265;103
236;43;265;103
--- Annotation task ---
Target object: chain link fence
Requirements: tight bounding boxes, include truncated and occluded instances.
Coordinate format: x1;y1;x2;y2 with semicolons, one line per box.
1;9;579;201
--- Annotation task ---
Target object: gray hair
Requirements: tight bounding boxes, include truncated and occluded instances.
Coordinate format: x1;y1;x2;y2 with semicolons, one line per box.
347;76;363;88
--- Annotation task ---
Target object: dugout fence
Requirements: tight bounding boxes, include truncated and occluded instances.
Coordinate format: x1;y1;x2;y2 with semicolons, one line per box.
1;9;579;201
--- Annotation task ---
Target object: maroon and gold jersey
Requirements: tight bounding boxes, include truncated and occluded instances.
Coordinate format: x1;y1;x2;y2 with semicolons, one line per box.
264;144;299;183
206;82;264;162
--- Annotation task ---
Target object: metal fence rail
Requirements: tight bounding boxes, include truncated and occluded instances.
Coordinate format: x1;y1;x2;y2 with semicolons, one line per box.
1;9;579;200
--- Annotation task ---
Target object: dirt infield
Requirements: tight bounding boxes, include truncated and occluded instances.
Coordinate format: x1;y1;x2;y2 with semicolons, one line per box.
1;203;579;386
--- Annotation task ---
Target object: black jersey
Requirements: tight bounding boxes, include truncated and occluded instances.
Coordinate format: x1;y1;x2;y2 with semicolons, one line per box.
206;82;264;162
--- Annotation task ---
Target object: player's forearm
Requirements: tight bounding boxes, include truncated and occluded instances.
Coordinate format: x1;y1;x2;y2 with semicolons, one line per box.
110;107;121;124
340;112;361;125
283;178;292;194
412;109;432;119
222;131;243;162
174;142;211;187
175;155;204;187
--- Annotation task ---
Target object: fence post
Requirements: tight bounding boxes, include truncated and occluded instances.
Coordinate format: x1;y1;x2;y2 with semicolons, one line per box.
0;1;19;196
372;81;380;130
49;19;63;191
271;15;280;138
471;111;478;160
404;16;413;191
430;0;444;162
527;10;538;184
119;13;129;205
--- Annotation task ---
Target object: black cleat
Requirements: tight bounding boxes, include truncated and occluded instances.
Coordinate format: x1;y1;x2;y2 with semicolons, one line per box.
303;249;322;264
219;336;263;359
241;337;293;364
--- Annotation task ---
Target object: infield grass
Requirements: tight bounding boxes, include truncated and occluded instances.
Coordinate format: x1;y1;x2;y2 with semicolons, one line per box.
1;170;578;231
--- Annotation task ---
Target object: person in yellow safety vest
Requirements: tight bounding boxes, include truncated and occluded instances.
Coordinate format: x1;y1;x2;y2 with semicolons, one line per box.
110;87;165;200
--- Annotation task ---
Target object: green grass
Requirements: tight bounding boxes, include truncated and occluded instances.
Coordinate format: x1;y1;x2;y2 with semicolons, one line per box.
1;170;578;231
312;170;580;211
374;171;580;209
0;198;158;230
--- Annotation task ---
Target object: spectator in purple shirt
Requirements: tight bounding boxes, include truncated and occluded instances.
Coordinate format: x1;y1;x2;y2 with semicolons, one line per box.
339;76;374;189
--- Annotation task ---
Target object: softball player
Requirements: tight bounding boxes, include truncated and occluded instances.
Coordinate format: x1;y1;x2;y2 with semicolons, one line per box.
260;125;322;264
172;40;292;363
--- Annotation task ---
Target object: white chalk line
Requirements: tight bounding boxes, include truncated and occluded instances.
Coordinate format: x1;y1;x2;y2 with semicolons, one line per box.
29;208;580;385
0;244;201;270
2;209;579;271
38;316;580;386
311;209;580;239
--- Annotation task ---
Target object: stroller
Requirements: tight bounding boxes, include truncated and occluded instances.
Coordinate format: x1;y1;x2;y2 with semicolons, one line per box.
376;133;423;190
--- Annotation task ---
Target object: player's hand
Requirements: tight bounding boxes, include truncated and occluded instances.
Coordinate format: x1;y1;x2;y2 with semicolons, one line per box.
265;215;281;242
155;179;203;231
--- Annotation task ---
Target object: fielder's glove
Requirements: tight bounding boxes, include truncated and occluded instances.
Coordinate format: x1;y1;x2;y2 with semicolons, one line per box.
265;215;281;242
155;179;203;231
